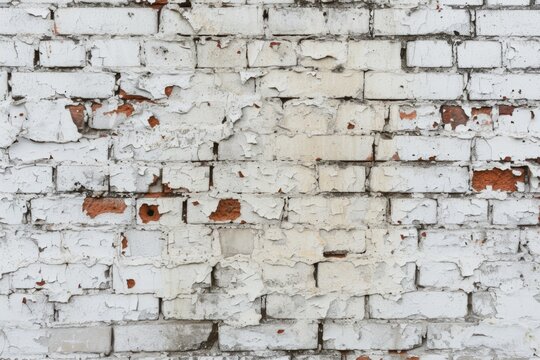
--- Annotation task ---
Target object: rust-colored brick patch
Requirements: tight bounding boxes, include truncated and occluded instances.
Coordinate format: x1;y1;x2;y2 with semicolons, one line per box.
472;168;526;192
209;199;241;221
139;204;161;223
82;197;127;218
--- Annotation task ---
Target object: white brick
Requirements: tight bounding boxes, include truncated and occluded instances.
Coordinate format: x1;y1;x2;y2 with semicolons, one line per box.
23;100;81;142
259;70;363;98
39;40;86;67
31;197;133;225
0;327;112;355
163;293;260;325
407;40;453;68
318;165;366;192
136;197;183;226
0;72;7;100
457;41;501;68
365;73;464;100
9;138;109;164
12;72;116;99
474;137;540;161
374;9;470;35
376;136;471;161
0;195;27;224
0;232;39;276
219;321;318;351
504;40;540;68
0;165;52;193
427;323;537;357
121;229;164;258
214;163;316;193
347;40;401;70
112;264;211;297
391;198;437;225
477;10;540;36
438;198;488;224
11;263;110;302
110;165;160;193
266;294;365;320
299;40;347;69
369;291;467;319
247;40;297;67
0;40;34;67
162;164;210;192
327;8;370;35
55;8;158;35
268;8;326;35
197;39;247;68
0;8;52;35
89;39;141;67
56;165;108;191
143;40;195;68
166;6;264;35
288;196;387;227
370;166;469;193
0;101;24;147
275;135;373;161
324;322;425;350
56;294;158;323
487;0;529;4
187;195;283;224
34;230;116;266
492;199;540;225
0;294;53;325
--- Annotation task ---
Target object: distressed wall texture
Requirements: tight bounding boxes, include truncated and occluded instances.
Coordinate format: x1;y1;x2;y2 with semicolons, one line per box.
1;0;540;358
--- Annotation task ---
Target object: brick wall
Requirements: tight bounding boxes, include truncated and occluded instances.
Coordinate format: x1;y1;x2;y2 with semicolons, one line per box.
0;0;539;358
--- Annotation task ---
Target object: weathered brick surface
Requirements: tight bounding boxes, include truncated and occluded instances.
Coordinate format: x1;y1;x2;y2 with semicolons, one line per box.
0;0;539;358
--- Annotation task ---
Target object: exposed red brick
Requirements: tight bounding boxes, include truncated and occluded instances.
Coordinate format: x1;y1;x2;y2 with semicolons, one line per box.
119;89;152;102
347;122;355;129
165;86;174;97
121;235;128;250
104;104;134;117
126;279;136;289
270;41;281;48
472;168;526;192
499;105;515;116
82;198;127;218
65;104;85;129
441;105;469;130
276;329;285;334
356;356;371;360
139;204;161;223
148;116;160;128
399;110;417;120
149;0;167;9
35;280;45;287
209;199;241;221
472;107;492;117
91;102;103;112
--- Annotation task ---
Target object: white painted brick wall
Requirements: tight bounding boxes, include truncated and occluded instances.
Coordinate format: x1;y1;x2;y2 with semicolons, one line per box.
1;0;539;358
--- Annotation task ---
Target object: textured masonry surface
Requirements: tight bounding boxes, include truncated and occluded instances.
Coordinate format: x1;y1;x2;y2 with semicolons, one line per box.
0;0;540;358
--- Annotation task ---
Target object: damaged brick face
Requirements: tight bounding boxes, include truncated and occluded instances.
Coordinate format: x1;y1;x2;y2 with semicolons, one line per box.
208;199;241;221
472;168;526;192
82;198;127;218
2;1;540;359
138;203;161;223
